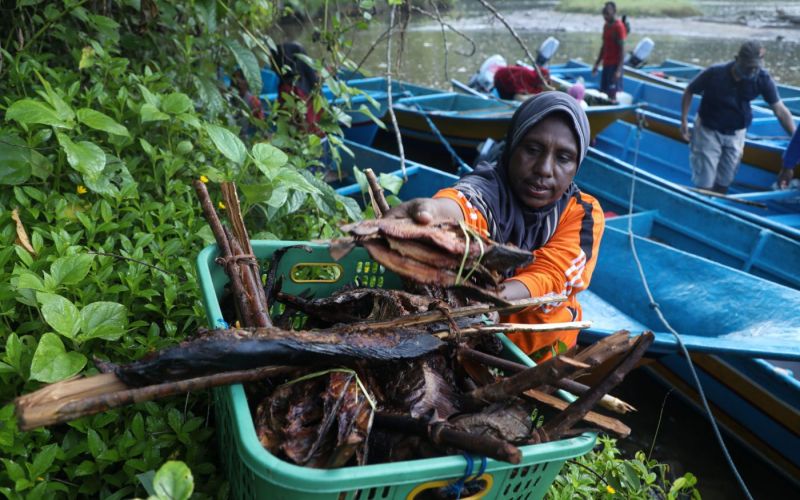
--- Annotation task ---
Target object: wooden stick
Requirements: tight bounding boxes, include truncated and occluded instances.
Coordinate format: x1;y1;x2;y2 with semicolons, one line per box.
225;226;271;327
193;180;253;326
436;320;591;338
15;366;296;431
458;347;635;414
464;355;589;406
350;295;566;331
364;168;390;218
533;332;654;443
222;182;272;326
374;413;521;464
524;389;631;438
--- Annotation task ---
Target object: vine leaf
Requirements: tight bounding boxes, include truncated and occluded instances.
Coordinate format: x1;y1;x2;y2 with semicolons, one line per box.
29;333;87;383
77;108;130;137
205;124;247;165
226;40;263;95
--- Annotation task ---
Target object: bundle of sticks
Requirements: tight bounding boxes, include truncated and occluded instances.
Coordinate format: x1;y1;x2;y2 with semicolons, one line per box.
14;173;651;471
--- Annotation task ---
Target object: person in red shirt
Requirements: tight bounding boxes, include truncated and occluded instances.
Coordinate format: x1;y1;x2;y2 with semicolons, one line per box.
493;65;551;101
386;92;604;361
591;2;626;103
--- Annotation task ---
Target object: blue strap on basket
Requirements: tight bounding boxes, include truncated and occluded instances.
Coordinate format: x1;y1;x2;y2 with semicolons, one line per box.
444;454;488;499
216;318;230;329
409;102;473;175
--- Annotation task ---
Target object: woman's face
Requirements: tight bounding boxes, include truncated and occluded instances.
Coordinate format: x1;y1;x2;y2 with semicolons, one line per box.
508;114;579;209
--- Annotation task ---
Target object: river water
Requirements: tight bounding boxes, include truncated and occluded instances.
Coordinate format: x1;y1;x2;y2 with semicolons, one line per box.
323;0;800;90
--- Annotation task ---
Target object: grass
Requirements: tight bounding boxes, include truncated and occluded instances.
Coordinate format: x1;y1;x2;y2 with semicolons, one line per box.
556;0;701;18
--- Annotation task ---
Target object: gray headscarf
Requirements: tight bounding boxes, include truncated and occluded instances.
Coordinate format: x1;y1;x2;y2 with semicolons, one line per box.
453;91;591;252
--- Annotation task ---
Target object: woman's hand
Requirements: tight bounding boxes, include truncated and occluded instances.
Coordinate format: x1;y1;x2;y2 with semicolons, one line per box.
384;197;464;225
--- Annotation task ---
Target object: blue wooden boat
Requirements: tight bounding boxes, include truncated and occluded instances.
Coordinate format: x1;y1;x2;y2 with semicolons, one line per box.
593;120;800;238
389;92;636;157
577;148;800;287
580;225;800;482
549;66;799;174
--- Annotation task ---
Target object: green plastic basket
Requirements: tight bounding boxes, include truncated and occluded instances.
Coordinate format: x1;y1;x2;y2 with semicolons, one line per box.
196;241;596;500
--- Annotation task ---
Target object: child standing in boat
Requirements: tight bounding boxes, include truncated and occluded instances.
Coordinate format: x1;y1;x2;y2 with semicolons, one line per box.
387;92;605;361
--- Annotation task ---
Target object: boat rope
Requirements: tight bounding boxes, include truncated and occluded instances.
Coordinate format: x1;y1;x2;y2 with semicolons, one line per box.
625;111;754;500
409;101;473;175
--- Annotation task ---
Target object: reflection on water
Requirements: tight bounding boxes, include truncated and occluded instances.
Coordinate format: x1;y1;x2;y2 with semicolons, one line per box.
313;0;800;89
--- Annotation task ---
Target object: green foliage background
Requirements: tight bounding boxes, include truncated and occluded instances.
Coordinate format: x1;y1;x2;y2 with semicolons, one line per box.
0;0;374;497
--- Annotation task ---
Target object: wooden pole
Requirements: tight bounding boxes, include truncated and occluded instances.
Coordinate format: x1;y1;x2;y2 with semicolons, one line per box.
365;168;390;218
15;365;296;431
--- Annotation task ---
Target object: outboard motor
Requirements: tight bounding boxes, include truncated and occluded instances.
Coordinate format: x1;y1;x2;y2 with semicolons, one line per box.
535;36;560;67
625;37;654;68
468;54;507;93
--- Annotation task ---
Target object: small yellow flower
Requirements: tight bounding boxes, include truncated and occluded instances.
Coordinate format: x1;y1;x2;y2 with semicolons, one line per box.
218;201;226;209
200;175;209;183
606;485;616;494
77;185;88;195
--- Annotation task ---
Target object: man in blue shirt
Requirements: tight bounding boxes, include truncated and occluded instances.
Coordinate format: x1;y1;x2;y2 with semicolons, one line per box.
679;41;796;193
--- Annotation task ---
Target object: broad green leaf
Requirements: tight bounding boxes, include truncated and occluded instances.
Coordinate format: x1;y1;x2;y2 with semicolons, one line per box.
15;271;46;292
379;173;404;195
79;46;95;69
0;133;32;185
33;72;75;123
2;458;25;482
238;183;273;205
353;166;368;193
50;254;94;286
193;76;225;117
622;462;642;490
56;133;106;178
205;124;246;164
5;334;22;372
29;333;87;382
152;461;193;500
6;99;71;128
137;84;161;107
140;103;169;122
161;93;193;115
251;143;288;177
274;169;319;195
37;292;80;338
226;40;262;95
29;444;58;478
265;186;289;208
79;301;127;341
76;108;129;137
196;0;216;32
339;195;363;222
0;405;16;448
87;429;107;458
137;470;156;496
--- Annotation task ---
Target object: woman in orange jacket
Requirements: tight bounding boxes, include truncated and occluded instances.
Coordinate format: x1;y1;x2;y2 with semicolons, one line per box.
387;92;604;360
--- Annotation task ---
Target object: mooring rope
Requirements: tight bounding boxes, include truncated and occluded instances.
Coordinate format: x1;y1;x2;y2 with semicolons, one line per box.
408;101;473;175
625;111;754;500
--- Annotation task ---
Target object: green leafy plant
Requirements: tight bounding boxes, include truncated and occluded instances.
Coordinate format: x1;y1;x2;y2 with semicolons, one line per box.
0;0;381;497
548;436;701;499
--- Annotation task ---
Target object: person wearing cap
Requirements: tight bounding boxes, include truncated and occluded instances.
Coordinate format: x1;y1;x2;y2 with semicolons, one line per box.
386;92;604;360
680;41;796;193
591;2;626;104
